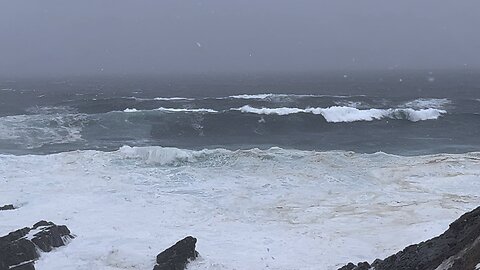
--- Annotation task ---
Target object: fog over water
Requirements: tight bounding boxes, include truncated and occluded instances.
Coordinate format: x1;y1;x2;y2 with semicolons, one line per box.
1;0;480;76
2;2;480;270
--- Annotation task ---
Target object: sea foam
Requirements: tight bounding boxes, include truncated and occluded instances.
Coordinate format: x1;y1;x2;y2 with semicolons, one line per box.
1;147;479;269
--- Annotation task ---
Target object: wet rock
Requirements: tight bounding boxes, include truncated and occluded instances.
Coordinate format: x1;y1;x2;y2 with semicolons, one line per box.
10;264;36;270
31;221;73;252
0;204;15;211
338;262;370;270
154;236;199;270
338;206;480;270
0;221;74;270
10;263;36;270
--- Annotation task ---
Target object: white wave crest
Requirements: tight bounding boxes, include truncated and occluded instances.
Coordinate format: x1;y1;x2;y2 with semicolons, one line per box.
123;108;138;112
236;105;446;122
228;94;281;99
309;107;387;122
155;107;218;113
153;97;194;101
236;106;305;115
397;108;446;122
119;145;195;165
123;105;446;122
123;107;218;113
119;145;232;166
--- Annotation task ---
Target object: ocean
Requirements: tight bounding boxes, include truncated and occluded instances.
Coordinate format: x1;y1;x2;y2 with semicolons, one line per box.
1;71;479;269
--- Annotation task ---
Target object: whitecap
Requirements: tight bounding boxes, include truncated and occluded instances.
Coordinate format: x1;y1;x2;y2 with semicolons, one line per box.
124;108;139;112
228;94;279;99
235;105;447;122
308;106;387;122
153;97;195;101
154;107;218;113
236;105;305;115
122;107;217;113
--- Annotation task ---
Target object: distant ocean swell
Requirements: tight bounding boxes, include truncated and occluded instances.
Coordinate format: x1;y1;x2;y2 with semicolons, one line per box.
116;94;453;123
0;93;478;155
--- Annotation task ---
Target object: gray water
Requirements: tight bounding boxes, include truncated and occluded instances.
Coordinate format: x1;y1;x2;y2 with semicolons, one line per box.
1;70;479;155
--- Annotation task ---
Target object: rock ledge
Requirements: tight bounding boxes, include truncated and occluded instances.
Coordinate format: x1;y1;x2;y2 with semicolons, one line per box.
0;221;74;270
154;236;199;270
338;206;480;270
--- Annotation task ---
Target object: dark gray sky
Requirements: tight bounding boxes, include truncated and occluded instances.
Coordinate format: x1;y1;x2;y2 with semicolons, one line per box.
1;0;479;76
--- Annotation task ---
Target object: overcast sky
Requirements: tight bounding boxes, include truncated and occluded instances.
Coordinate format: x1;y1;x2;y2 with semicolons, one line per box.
1;0;479;76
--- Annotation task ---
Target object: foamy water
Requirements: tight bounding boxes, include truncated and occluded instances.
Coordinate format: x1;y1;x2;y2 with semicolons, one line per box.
1;147;479;269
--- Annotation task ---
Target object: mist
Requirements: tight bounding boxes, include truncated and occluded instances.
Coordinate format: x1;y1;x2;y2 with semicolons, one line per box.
1;0;479;76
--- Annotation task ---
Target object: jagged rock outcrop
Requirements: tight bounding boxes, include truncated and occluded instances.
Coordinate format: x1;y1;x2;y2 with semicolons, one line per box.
338;262;371;270
153;236;199;270
0;221;74;270
338;206;480;270
0;205;15;211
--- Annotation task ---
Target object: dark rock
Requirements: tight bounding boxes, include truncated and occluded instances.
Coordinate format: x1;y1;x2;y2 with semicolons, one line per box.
154;236;199;270
0;221;74;270
355;262;371;270
338;262;356;270
0;238;38;268
31;223;73;252
0;204;15;211
338;206;480;270
338;262;371;270
10;263;36;270
32;221;54;229
0;227;31;243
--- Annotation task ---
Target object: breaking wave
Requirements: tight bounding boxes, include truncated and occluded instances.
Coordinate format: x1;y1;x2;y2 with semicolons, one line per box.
121;105;446;122
124;107;218;113
153;97;194;101
119;145;233;166
236;105;446;122
119;145;357;166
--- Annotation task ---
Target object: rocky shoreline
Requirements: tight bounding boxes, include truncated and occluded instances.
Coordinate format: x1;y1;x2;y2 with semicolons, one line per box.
1;205;479;270
0;221;74;270
338;206;480;270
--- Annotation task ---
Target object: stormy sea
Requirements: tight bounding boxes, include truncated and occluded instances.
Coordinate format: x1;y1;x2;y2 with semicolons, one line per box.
1;71;480;269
